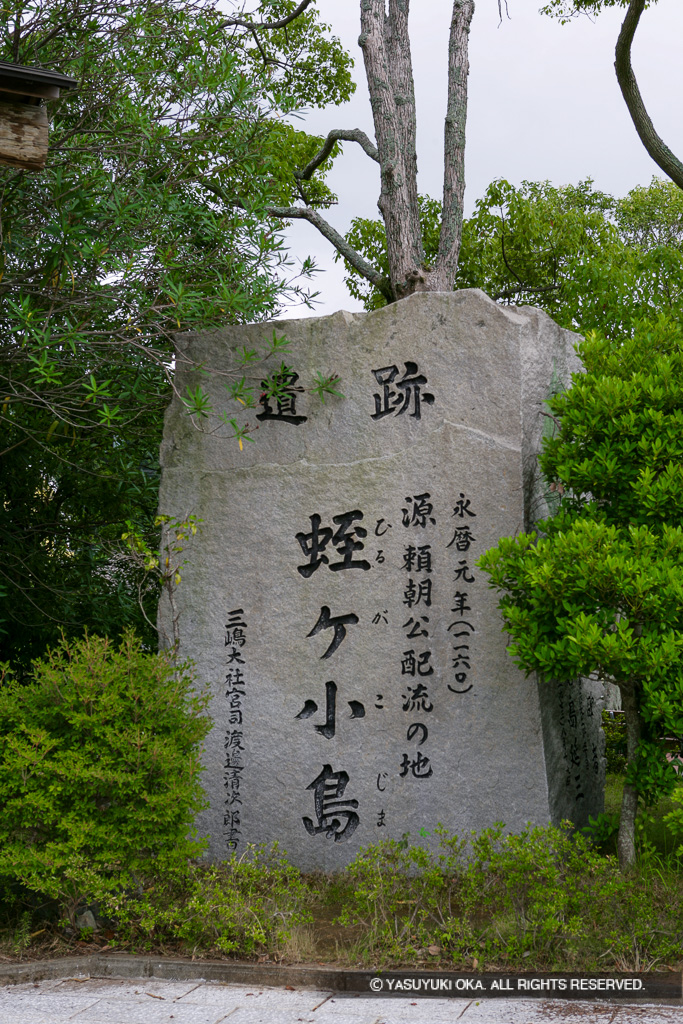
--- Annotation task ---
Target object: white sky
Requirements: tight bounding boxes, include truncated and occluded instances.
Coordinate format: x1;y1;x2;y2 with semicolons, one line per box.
281;0;683;316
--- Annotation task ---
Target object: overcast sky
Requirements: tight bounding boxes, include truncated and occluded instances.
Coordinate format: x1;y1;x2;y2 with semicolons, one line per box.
280;0;683;317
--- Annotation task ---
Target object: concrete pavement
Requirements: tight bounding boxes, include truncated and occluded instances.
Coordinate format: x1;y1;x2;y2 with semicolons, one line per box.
1;975;682;1024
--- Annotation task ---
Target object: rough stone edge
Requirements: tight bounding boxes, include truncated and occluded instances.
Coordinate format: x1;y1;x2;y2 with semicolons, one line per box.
0;954;365;991
0;954;680;1005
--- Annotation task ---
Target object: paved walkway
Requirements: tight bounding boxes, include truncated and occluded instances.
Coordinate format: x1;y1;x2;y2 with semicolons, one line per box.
1;976;681;1024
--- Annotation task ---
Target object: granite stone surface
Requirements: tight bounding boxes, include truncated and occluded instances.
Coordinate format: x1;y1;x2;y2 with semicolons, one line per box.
159;290;604;867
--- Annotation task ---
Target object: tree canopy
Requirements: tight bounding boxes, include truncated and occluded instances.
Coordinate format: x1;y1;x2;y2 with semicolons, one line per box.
0;0;354;668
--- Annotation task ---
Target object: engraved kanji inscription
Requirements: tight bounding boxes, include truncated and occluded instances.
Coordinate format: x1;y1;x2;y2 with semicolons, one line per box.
256;369;307;425
296;510;371;577
307;605;359;659
302;765;359;843
370;362;434;421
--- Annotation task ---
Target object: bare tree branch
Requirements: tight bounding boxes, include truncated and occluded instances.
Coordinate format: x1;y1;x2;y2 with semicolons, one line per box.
296;129;379;181
492;283;560;303
266;203;392;299
219;0;316;32
615;0;683;191
213;1;478;303
386;0;421;275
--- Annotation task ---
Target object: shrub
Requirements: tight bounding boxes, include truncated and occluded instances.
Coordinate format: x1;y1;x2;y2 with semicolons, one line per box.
602;711;628;774
337;823;683;969
336;828;459;958
664;788;683;856
0;632;210;924
111;843;312;956
479;316;683;870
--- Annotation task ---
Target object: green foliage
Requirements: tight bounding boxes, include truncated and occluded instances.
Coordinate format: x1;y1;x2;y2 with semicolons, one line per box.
479;316;683;816
459;178;683;337
541;320;683;524
664;788;683;856
336;823;682;969
236;1;355;112
581;811;621;849
603;712;628;774
604;774;683;862
479;517;683;780
8;910;33;956
2;820;683;968
120;513;202;648
338;196;441;310
122;514;202;587
540;1;657;24
340;178;683;339
111;844;311;956
336;825;464;956
0;0;353;668
0;632;210;925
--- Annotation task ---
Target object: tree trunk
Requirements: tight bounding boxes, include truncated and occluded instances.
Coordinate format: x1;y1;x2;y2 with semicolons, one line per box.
614;1;683;192
267;1;475;302
431;0;474;291
616;680;641;871
359;0;424;300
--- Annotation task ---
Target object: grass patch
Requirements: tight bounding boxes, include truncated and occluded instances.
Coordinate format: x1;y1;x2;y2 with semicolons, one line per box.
327;819;683;972
2;808;682;973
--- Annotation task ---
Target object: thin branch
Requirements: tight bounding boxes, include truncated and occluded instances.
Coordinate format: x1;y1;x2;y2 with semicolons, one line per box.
35;20;73;52
295;176;313;206
0;552;85;607
266;203;392;300
0;570;77;625
200;176;391;299
0;415;151;478
493;210;563;301
615;0;683;191
247;23;288;69
296;129;379;181
219;0;316;32
541;410;562;429
0;436;29;458
492;282;561;303
499;214;525;286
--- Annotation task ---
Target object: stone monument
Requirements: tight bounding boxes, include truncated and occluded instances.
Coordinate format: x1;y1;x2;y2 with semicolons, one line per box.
159;289;606;870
